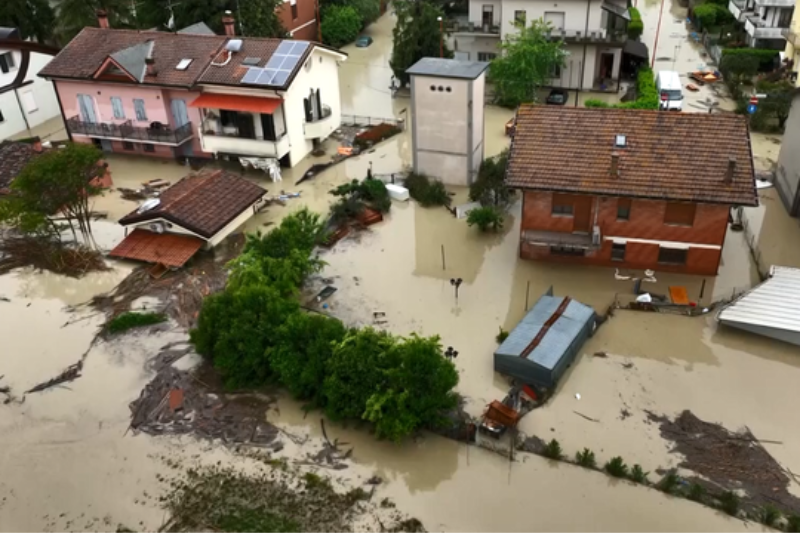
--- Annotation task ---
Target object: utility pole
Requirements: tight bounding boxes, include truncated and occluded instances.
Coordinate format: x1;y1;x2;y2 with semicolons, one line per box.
437;16;443;58
575;0;591;107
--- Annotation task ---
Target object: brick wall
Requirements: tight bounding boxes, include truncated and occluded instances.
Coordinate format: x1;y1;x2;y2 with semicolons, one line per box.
520;191;730;275
278;0;318;41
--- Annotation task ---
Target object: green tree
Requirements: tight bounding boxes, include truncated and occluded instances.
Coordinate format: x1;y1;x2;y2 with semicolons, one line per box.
243;208;325;260
133;0;227;31
390;0;451;86
55;0;133;44
321;5;362;48
271;312;347;406
469;149;511;207
364;334;459;441
755;79;793;130
467;206;504;232
238;0;286;37
490;19;566;107
350;0;381;28
0;0;56;43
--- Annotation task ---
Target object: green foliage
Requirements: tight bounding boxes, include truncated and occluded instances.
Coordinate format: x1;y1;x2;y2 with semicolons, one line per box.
658;470;680;494
242;208;325;263
575;448;596;468
469;149;511;207
391;0;452;86
238;0;287;37
692;3;731;29
759;505;780;526
629;464;649;484
330;195;366;225
584;99;611;108
55;0;133;43
688;482;705;502
787;514;800;532
404;173;451;207
106;311;166;334
347;0;381;28
303;472;332;491
719;490;740;516
496;327;509;344
0;0;56;42
360;178;392;212
627;7;643;39
321;5;362;48
467;206;504;232
721;47;779;72
604;456;628;478
328;177;391;224
753;79;793;131
542;439;563;459
490;19;567;107
616;67;658;109
135;0;225;32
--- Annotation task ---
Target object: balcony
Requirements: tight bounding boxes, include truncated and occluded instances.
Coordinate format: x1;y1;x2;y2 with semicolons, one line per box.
521;227;602;250
447;17;501;36
547;28;627;45
745;16;789;39
303;105;336;140
728;0;754;21
199;126;290;159
66;116;193;145
755;0;795;7
782;27;800;46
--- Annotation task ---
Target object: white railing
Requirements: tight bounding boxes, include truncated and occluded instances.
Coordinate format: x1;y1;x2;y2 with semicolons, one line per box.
200;130;290;158
754;0;795;7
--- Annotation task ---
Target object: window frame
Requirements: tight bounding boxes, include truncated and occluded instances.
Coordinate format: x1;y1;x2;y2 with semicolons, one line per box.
111;96;126;119
611;242;626;261
133;98;148;122
551;194;574;217
290;0;298;19
550;246;586;257
477;52;497;62
657;247;688;265
514;9;526;26
616;198;631;221
123;141;135;151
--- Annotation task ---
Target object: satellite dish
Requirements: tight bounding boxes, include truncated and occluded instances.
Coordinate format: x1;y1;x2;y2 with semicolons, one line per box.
137;198;161;214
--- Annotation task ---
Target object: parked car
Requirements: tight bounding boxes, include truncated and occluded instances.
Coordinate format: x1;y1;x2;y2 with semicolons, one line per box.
546;88;569;105
355;35;373;48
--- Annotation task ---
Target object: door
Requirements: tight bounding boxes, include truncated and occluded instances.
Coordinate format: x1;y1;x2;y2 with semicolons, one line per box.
482;5;493;28
261;113;277;141
77;94;97;123
236;112;255;139
544;11;565;30
572;196;592;233
99;139;113;151
599;53;614;79
170;99;189;128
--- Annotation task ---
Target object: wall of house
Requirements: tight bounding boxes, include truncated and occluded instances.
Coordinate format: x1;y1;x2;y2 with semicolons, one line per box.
0;49;61;139
471;73;485;181
278;0;318;41
208;198;267;247
499;0;605;38
548;44;597;89
775;94;800;216
281;47;343;166
468;0;503;27
450;35;502;62
520;191;730;275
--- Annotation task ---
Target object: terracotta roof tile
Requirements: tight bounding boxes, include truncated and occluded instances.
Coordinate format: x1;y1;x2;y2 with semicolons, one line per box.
506;106;758;207
109;229;204;267
0;141;38;192
118;169;266;238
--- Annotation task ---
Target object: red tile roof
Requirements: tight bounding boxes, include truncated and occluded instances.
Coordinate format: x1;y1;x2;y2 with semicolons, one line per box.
0;141;39;193
118;169;266;238
506;106;758;207
109;229;204;267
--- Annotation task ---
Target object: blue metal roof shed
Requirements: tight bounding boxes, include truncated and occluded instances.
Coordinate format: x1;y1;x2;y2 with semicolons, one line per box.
495;288;596;388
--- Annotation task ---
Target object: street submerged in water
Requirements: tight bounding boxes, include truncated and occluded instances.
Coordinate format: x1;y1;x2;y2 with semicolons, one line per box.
4;5;800;533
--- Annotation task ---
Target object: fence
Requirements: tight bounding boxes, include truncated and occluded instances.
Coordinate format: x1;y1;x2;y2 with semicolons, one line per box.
739;207;769;281
340;114;406;130
700;32;723;64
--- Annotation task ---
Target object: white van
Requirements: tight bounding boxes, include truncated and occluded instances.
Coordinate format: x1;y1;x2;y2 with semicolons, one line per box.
656;70;683;111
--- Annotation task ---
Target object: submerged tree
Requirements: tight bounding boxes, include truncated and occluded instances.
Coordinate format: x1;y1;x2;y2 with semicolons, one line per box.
490;19;566;107
469;149;511;207
390;0;451;86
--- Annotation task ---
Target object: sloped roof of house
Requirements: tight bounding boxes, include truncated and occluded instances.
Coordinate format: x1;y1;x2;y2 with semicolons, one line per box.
118;169;266;238
0;141;39;193
109;40;154;83
406;57;489;80
177;22;215;35
506;105;758;206
39;28;227;87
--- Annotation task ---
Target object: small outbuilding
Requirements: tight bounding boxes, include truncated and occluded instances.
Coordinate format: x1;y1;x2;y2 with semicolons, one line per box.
717;265;800;346
494;287;596;388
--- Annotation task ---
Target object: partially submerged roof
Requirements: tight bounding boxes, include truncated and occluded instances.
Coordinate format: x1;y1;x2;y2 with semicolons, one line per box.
0;141;39;193
506;106;758;206
406;57;489;80
109;229;204;268
717;266;800;346
118;169;266;239
496;293;596;370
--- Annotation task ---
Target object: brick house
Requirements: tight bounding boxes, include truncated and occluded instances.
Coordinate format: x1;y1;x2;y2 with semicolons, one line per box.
277;0;319;41
506;106;759;276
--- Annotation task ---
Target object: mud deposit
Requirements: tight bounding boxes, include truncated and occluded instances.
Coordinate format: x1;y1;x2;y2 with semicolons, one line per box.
649;410;800;515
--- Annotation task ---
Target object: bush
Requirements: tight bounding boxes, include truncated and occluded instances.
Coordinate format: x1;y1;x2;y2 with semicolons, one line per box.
467;206;504;232
542;439;563;459
721;48;780;73
719;491;740;516
658;470;680;494
688;482;705;502
320;5;362;48
760;505;780;526
787;514;800;532
353;123;402;150
328;177;391;225
693;3;724;29
575;448;596;468
629;464;649;484
604;456;628;478
403;172;451;207
106;311;166;333
469;149;511;207
627;7;643;39
348;0;380;28
584;99;611;108
496;327;509;344
617;67;658;110
360;178;392;213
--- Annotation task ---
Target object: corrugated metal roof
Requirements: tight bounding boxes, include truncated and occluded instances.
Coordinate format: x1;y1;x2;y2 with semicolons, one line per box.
718;266;800;334
496;295;595;370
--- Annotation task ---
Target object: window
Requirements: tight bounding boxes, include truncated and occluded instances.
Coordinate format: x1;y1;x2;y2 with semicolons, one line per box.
551;64;561;77
514;10;526;26
133;98;148;121
658;247;688;265
551;194;573;216
543;11;565;30
290;0;298;19
616;198;631;221
664;202;696;226
0;108;4;123
143;144;155;153
123;141;135;151
778;7;792;27
111;97;125;119
21;91;38;113
611;242;626;261
550;246;585;257
0;52;16;74
477;52;497;62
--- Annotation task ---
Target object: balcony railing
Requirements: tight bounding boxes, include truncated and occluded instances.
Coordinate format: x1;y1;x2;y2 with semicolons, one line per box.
755;0;795;7
745;16;789;39
728;0;752;20
199;126;290;159
521;227;602;250
66;116;193;145
447;19;501;35
546;28;627;44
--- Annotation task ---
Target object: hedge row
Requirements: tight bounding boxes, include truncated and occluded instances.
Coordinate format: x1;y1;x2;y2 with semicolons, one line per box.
627;7;643;40
721;48;780;72
584;67;658;110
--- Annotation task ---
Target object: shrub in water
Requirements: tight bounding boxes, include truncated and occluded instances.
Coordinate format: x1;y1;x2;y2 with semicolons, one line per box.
760;505;780;526
575;448;596;468
467;206;504;232
688;482;705;502
542;439;562;460
106;311;166;334
787;514;800;532
719;490;740;516
629;464;649;484
604;456;628;478
496;327;509;344
403;173;451;207
658;470;680;494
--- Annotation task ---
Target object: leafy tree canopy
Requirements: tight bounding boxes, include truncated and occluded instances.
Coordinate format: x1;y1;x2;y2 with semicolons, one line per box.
390;0;452;86
0;0;56;43
490;18;566;107
469;149;511;207
754;79;793;130
321;5;362;48
55;0;132;44
135;0;283;36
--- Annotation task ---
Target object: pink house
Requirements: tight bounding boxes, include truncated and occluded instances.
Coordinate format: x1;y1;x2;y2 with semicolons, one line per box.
39;12;226;159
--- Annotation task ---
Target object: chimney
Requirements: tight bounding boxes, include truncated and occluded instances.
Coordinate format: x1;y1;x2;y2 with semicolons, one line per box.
725;157;736;183
610;151;620;176
32;137;43;153
222;10;236;36
145;41;157;77
96;9;109;29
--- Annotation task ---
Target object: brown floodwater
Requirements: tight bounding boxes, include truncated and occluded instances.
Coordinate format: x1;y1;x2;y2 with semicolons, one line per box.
2;7;799;531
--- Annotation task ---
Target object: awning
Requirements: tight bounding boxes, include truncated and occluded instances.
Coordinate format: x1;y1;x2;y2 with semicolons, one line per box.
602;1;631;20
189;93;282;114
109;229;204;268
623;39;649;60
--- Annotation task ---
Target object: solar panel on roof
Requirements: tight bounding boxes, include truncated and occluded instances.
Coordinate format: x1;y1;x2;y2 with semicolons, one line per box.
274;41;295;55
271;70;290;86
241;67;263;84
257;69;276;85
287;41;309;57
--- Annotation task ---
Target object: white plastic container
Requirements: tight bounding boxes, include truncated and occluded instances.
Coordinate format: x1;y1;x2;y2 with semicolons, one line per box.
386;183;410;202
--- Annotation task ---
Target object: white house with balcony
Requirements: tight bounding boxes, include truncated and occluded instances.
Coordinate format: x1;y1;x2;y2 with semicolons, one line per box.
728;0;795;48
446;0;631;91
191;37;347;167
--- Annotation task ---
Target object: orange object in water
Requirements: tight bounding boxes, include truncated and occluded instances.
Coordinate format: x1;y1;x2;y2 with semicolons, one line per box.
337;146;353;156
669;286;690;305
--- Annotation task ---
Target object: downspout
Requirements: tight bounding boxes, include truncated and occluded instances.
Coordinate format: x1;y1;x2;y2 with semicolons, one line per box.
575;0;591;106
